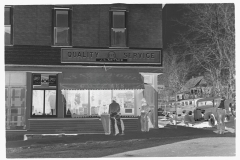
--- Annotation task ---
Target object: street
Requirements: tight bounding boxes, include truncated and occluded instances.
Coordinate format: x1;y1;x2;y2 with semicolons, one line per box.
6;117;236;158
105;137;235;157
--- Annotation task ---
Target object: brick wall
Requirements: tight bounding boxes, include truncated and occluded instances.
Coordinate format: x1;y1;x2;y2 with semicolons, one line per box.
12;4;162;48
128;4;162;48
14;5;52;45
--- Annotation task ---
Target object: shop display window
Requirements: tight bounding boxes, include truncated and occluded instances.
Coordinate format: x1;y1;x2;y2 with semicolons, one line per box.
62;90;89;117
32;90;56;116
113;90;134;115
90;90;111;115
31;73;58;117
62;90;136;117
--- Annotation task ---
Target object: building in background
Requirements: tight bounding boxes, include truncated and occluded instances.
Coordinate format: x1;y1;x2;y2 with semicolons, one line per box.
5;4;163;133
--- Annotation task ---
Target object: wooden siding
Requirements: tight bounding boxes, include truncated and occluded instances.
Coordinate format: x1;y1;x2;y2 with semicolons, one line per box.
28;118;141;133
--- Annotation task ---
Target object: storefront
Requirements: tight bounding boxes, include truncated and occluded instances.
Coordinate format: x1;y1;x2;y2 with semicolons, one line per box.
5;4;163;133
6;49;162;133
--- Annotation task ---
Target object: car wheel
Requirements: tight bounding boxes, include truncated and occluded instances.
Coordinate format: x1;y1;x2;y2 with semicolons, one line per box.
208;114;216;127
225;114;231;122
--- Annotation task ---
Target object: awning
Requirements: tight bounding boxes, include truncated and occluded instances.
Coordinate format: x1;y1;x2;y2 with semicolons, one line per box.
60;69;144;90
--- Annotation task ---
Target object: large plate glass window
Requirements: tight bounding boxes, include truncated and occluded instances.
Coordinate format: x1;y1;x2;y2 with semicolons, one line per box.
31;74;58;117
62;90;89;118
110;10;127;47
90;90;111;115
5;6;12;45
53;8;71;46
113;90;134;115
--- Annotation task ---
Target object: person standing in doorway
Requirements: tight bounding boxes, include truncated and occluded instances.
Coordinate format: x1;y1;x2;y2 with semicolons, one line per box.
216;97;226;134
109;98;124;136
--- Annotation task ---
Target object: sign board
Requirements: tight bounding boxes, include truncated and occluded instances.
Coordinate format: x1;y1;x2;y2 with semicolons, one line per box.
61;48;161;64
32;74;57;87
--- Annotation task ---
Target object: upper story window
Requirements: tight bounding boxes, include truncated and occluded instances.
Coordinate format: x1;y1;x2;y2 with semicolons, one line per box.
5;6;12;45
110;10;127;47
53;8;71;46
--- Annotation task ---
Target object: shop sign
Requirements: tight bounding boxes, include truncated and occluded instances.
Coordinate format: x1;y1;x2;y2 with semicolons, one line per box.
33;74;41;85
49;75;57;86
61;48;162;64
41;74;49;86
32;74;57;87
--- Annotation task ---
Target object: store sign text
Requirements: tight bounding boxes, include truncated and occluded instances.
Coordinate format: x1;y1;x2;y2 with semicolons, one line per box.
61;48;161;64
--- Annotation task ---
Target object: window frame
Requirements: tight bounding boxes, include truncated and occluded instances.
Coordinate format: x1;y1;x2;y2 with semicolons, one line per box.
52;7;72;47
5;6;13;46
31;74;58;118
109;8;128;48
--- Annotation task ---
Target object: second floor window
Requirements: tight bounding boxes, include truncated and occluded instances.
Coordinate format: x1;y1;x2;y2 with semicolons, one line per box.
5;7;12;45
53;8;71;46
110;10;127;47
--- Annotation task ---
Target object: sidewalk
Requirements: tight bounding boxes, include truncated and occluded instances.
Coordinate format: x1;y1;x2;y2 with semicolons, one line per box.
6;124;235;149
6;123;236;158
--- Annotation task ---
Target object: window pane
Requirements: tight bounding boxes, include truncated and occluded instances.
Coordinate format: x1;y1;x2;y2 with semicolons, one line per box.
54;27;69;45
56;10;68;27
63;90;89;116
45;90;56;115
90;90;111;116
111;28;126;47
5;7;10;25
113;11;125;28
32;90;44;115
5;26;11;45
5;88;8;107
7;87;26;129
113;90;134;115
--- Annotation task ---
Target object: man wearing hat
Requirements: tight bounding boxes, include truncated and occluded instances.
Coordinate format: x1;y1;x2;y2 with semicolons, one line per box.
216;96;226;134
109;97;124;135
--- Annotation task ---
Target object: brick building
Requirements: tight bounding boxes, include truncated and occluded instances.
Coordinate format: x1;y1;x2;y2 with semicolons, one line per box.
5;4;163;133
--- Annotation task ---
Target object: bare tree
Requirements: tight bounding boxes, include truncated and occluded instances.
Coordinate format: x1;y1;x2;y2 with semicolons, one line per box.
161;46;191;100
175;4;235;98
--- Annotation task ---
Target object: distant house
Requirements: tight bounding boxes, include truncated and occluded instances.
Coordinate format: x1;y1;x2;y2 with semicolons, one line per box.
177;76;209;101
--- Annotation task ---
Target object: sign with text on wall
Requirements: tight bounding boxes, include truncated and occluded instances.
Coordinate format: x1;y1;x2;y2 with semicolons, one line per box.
61;48;162;64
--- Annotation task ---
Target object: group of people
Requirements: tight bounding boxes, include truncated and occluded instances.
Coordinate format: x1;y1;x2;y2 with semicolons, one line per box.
167;96;229;134
107;95;229;136
108;97;154;136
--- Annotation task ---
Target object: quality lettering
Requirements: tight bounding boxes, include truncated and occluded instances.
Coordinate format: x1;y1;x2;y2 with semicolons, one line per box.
67;51;99;58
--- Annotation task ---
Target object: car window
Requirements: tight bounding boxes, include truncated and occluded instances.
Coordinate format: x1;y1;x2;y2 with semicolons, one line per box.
189;101;193;105
205;101;213;105
198;102;205;106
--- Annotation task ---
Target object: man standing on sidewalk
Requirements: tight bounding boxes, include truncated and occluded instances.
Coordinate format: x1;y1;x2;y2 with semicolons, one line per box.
109;98;124;136
216;97;226;134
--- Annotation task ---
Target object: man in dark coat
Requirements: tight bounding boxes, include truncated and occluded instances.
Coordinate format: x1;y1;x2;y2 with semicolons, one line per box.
109;99;124;135
216;97;226;134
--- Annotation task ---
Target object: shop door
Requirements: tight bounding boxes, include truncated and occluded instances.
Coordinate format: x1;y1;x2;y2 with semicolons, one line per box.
6;87;26;130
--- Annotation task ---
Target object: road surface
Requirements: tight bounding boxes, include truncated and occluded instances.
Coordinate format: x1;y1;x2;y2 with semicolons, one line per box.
105;137;235;157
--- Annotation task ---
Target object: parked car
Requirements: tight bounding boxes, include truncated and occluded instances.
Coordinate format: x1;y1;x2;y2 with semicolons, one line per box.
194;97;232;126
158;108;165;116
